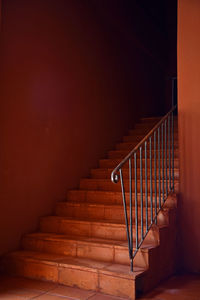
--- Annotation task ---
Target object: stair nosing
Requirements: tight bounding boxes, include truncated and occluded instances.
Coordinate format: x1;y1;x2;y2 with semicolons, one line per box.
7;250;146;279
23;232;155;251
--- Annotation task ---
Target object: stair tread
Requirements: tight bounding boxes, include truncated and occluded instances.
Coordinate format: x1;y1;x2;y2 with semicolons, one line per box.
7;250;146;279
58;200;167;206
67;189;175;200
100;158;179;162
57;201;170;210
24;232;155;250
41;215;155;227
108;149;179;154
116;142;179;148
40;215;166;231
91;167;179;172
68;190;164;196
41;215;128;225
81;178;179;183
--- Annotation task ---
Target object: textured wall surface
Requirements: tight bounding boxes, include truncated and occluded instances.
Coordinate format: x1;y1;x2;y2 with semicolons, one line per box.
178;0;200;272
0;0;165;255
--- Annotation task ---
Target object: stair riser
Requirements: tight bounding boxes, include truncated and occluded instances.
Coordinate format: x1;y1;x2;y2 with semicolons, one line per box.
80;180;179;193
55;203;169;226
3;257;136;299
40;218;159;244
2;257;59;282
22;237;149;268
91;169;179;180
100;159;179;168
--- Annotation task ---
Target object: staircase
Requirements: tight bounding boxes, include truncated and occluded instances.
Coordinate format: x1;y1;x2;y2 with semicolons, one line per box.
2;116;179;299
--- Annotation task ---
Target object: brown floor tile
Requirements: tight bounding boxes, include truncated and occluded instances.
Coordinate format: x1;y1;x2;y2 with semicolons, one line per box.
0;291;29;299
0;276;57;292
0;273;200;300
139;274;200;300
0;287;41;298
48;285;95;299
88;293;128;300
33;295;72;300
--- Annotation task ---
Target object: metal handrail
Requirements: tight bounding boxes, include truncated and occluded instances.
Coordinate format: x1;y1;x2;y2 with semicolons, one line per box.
110;105;177;272
111;105;177;183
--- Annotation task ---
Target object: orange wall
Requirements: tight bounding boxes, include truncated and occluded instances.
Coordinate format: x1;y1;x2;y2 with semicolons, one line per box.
178;0;200;272
0;0;165;256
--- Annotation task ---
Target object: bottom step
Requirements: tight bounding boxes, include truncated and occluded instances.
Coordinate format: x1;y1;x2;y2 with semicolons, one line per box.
2;251;146;299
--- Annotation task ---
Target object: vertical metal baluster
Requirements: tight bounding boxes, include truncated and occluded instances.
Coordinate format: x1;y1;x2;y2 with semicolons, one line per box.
119;168;132;271
165;119;168;197
154;131;157;223
172;78;175;107
162;123;164;203
134;153;138;250
149;137;153;224
145;141;148;233
129;158;133;271
172;112;174;191
140;147;143;241
168;115;171;190
158;127;161;209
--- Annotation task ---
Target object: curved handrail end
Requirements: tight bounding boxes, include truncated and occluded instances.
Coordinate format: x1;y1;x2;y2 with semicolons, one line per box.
111;171;120;184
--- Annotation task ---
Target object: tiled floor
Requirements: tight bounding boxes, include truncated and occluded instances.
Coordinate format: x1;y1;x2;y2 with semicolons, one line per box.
138;273;200;300
0;273;200;299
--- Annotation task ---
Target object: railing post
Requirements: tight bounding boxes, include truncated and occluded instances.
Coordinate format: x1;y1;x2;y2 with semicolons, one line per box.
172;112;175;191
110;106;177;272
168;115;171;190
158;127;161;209
140;147;143;240
134;153;138;251
154;131;157;223
119;168;132;270
162;123;164;203
149;136;153;224
145;141;148;233
165;119;168;197
129;158;133;271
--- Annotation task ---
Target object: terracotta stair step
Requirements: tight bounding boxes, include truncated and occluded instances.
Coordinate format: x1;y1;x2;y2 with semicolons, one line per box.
22;232;157;268
134;121;161;128
134;120;178;129
122;134;178;143
55;201;170;226
139;117;162;122
91;168;179;180
66;190;177;208
139;116;177;122
115;142;178;152
39;216;160;243
116;142;178;150
99;158;179;168
2;250;145;299
1;113;179;300
108;149;179;159
134;124;177;130
129;127;178;136
79;178;179;193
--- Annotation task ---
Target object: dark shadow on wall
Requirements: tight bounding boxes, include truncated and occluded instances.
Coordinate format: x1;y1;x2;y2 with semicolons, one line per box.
0;0;171;256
